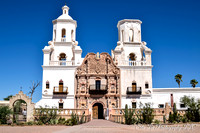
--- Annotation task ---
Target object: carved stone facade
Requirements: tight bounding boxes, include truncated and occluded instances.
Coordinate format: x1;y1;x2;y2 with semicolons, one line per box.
75;53;120;118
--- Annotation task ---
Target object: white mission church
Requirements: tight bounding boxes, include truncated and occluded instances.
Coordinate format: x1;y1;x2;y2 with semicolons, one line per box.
35;4;200;119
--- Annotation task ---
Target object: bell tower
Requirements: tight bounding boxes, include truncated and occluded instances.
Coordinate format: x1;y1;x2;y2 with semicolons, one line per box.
118;19;142;43
112;19;153;108
37;4;83;109
52;4;77;43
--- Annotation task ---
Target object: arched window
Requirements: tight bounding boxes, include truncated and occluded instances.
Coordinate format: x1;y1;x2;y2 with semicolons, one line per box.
121;30;124;42
59;53;66;66
132;81;137;92
129;53;136;61
145;82;149;89
54;30;56;42
61;28;66;42
129;29;134;42
59;80;63;93
46;81;49;89
96;80;101;90
71;30;74;42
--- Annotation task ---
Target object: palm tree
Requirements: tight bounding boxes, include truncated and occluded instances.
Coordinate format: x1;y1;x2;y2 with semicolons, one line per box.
175;74;183;88
190;79;198;88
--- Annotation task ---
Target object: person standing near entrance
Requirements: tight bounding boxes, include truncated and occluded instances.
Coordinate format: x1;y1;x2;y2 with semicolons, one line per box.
22;109;27;120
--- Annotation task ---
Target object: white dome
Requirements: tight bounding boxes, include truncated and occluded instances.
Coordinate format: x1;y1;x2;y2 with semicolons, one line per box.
56;5;73;20
57;14;73;20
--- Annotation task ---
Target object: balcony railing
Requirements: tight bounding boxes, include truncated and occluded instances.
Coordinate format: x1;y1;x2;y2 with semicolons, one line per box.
126;87;142;95
53;86;68;95
89;85;108;95
118;60;146;66
61;37;66;42
50;61;74;66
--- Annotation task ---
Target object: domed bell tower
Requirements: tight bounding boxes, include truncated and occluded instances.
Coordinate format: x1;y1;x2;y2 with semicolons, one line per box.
52;5;77;43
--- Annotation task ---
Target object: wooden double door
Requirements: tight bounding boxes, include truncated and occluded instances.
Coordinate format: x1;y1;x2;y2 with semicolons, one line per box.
92;103;104;119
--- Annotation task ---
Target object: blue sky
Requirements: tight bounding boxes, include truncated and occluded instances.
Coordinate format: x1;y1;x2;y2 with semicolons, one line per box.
0;0;200;103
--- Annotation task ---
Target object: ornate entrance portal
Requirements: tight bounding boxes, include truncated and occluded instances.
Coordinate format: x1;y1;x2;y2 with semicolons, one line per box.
92;103;103;119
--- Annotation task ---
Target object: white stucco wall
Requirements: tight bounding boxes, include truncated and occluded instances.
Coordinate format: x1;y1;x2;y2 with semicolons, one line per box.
152;88;200;109
121;88;200;109
120;67;153;95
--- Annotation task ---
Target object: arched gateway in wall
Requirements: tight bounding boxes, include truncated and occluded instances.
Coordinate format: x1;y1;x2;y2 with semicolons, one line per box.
75;53;121;119
9;91;35;122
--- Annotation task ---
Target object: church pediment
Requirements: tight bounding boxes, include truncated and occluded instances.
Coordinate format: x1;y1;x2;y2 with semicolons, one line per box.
77;53;120;75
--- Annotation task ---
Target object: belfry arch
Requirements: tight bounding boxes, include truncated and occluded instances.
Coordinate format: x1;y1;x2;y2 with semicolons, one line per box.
9;91;35;122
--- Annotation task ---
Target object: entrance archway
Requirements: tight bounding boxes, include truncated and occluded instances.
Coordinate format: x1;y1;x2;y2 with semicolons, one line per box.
9;91;35;122
92;103;104;119
13;99;27;123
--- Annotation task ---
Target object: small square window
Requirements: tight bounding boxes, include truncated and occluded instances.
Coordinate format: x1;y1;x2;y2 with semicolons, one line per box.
180;104;185;108
59;103;63;109
132;102;136;108
158;104;164;108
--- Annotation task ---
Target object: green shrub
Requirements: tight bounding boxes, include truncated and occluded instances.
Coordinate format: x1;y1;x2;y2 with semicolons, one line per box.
58;117;66;125
36;121;43;125
65;112;86;126
34;107;57;125
181;115;188;123
168;103;181;123
65;119;73;126
168;112;174;123
0;106;12;124
163;115;166;123
79;112;85;124
154;119;160;124
49;119;58;125
70;112;79;125
26;121;34;125
180;96;200;122
16;122;25;126
141;103;154;124
123;104;136;125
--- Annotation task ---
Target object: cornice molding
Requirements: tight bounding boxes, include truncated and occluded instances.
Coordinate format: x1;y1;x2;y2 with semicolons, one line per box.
118;65;153;70
42;65;78;70
52;19;77;28
123;42;142;46
117;19;142;28
54;42;73;46
42;49;51;54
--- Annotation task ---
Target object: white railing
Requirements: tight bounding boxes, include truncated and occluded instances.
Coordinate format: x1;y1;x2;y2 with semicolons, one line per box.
61;37;66;42
89;85;107;90
118;60;146;66
53;86;68;94
49;61;75;66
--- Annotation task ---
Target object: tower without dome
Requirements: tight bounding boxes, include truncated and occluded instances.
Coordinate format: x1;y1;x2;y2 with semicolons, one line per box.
36;4;83;108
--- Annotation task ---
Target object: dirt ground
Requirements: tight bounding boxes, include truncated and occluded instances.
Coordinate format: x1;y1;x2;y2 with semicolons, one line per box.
0;125;69;133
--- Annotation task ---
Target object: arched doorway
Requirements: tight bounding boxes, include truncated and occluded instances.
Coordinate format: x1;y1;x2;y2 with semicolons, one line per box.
9;91;35;122
13;99;27;123
92;103;104;119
